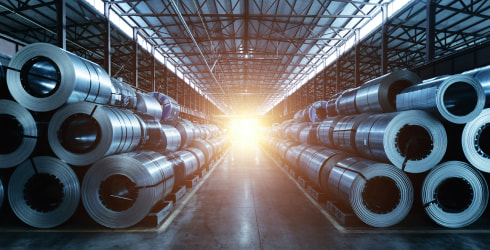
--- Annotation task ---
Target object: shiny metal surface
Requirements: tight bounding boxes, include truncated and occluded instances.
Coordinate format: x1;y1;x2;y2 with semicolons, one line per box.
135;113;163;150
336;88;358;115
8;156;80;228
422;161;488;228
110;78;137;109
0;178;3;209
82;150;175;229
328;157;413;227
285;144;308;168
355;110;447;173
0;99;38;168
396;74;485;124
160;124;182;152
136;92;163;121
462;109;490;172
174;150;199;183
355;70;421;113
48;102;142;166
307;101;328;122
463;65;490;107
172;119;195;149
185;147;206;168
317;116;341;147
326;93;340;117
276;140;296;160
332;114;369;153
7;43;113;111
150;92;180;122
298;146;342;188
191;139;214;164
286;122;311;142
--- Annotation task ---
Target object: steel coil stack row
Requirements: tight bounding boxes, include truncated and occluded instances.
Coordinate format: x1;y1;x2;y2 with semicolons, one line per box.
262;66;490;229
0;43;229;229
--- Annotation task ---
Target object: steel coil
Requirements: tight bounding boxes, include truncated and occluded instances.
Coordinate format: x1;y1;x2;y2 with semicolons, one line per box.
8;156;80;228
326;93;340;117
172;119;195;149
136;92;163;121
285;144;308;168
396;74;485;124
319;153;352;193
328;157;413;227
82;151;174;228
136;113;163;150
0;99;37;168
191;140;214;164
109;78;137;109
462;109;490;172
422;161;488;228
174;151;199;183
463;65;490;107
355;110;447;173
355;70;421;113
277;140;296;160
7;43;112;112
298;146;344;188
317;116;341;147
336;88;358;115
307;101;328;122
48;102;142;166
160;124;181;152
0;178;4;209
185;147;206;168
150;92;180;122
299;126;311;145
287;122;311;142
332;114;369;153
294;109;308;123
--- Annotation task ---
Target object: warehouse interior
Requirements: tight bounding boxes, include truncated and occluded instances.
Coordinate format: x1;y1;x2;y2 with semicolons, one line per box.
2;0;490;248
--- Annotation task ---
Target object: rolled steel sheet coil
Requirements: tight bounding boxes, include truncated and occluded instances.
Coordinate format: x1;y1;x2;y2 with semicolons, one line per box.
0;53;11;99
7;43;113;112
150;92;180;122
174;151;199;180
317;116;342;147
193;124;203;139
171;119;196;149
307;101;328;122
328;157;413;227
0;99;37;168
463;65;490;107
299;126;311;145
280;119;295;138
185;147;206;168
332;114;369;153
48;102;142;166
285;144;309;168
136;92;163;121
277;140;296;160
82;151;174;228
355;70;421;113
462;109;490;172
326;94;340;117
422;161;488;228
271;123;281;138
209;137;226;155
355;110;447;173
287;122;311;142
294;109;308;123
297;146;327;173
160;124;181;152
191;140;214;164
336;88;358;115
207;124;220;138
136;113;163;150
396;74;485;124
319;153;352;193
9;156;80;228
0;178;4;209
298;147;343;188
110;78;137;109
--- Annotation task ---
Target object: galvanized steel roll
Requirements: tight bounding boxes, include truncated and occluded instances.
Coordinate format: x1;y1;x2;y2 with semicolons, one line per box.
332;114;369;153
355;110;447;173
422;161;488;228
136;92;163;121
174;151;199;181
287;122;311;142
185;147;206;168
277;140;296;160
298;146;343;188
328;157;413;227
8;156;80;228
7;43;113;112
172;119;195;149
355;70;421;113
326;93;340;117
463;65;490;107
336;88;358;115
317;116;341;147
299;126;311;145
110;78;137;109
191;140;214;164
293;109;308;123
307;101;328;122
462;109;490;172
160;124;181;152
396;75;485;124
82;151;174;228
285;144;308;168
136;113;163;150
0;99;37;168
150;92;180;122
48;102;142;166
0;178;4;209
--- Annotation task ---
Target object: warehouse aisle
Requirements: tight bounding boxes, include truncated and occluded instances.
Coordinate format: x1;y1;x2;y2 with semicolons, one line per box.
3;142;490;249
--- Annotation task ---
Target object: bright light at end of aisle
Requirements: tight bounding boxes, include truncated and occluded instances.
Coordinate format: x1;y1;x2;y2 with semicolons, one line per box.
230;118;259;146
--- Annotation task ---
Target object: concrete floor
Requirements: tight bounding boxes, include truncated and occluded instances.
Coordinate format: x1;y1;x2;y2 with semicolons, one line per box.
2;141;490;249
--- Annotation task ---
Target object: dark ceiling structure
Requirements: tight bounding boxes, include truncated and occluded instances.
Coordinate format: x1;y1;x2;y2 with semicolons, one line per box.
0;0;489;118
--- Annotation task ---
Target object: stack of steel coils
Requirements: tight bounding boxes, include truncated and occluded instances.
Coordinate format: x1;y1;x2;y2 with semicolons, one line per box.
0;43;228;229
262;66;490;229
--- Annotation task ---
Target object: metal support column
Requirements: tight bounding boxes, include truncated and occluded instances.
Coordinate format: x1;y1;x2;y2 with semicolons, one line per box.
426;0;436;63
133;29;139;89
354;29;361;86
103;2;111;76
151;47;156;92
381;4;389;75
56;0;66;50
336;48;341;93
